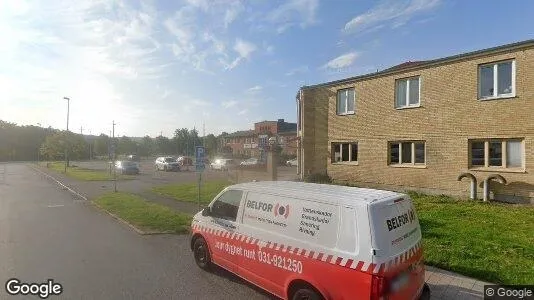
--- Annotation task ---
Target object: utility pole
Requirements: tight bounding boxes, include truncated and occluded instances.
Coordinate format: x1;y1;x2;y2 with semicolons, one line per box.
112;121;117;192
89;130;92;160
64;97;70;173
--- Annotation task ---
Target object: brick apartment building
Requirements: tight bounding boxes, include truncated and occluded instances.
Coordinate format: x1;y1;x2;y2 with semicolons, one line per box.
222;119;298;158
296;40;534;203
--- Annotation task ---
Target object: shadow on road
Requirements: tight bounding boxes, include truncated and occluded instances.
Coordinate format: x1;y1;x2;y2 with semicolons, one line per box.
209;265;281;300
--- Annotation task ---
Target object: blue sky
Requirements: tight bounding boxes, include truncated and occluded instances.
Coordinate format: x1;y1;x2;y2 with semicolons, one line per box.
1;0;533;137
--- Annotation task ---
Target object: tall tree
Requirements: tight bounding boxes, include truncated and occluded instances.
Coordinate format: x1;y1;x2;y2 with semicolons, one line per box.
203;134;218;158
93;134;110;157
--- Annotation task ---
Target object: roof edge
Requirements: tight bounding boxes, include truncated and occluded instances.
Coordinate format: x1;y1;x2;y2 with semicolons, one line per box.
302;39;534;90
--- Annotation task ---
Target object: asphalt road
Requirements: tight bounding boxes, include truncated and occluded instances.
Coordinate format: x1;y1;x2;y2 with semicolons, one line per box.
0;164;276;300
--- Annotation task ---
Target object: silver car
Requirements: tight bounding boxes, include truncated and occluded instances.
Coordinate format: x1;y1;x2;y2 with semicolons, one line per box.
155;157;180;171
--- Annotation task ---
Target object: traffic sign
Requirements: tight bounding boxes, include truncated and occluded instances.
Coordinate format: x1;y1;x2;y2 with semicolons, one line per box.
195;146;205;172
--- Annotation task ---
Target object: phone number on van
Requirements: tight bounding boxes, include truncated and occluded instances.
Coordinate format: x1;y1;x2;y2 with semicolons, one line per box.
257;251;303;274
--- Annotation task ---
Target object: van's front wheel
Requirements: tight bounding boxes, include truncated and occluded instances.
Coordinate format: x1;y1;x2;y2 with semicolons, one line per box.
291;288;323;300
193;237;211;270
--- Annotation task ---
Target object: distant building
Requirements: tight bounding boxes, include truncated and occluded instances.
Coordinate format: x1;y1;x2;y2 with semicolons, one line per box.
222;119;297;158
297;39;534;204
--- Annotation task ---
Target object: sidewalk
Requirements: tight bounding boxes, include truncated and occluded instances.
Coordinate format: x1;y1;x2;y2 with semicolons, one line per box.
425;265;491;299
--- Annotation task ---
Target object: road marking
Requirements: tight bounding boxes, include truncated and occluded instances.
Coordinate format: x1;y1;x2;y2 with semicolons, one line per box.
47;204;65;208
28;165;88;201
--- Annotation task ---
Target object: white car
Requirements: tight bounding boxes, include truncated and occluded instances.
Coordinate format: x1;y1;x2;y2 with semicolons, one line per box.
210;159;234;171
240;158;259;166
286;158;298;167
155;156;180;171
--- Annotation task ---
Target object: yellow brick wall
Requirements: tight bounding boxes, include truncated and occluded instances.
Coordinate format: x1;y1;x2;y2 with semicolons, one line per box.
302;47;534;203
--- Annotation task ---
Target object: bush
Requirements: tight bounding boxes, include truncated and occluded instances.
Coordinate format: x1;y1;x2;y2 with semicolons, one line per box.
304;173;332;184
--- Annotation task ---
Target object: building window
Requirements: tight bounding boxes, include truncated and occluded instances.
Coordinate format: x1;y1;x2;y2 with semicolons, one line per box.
478;60;515;99
332;142;358;163
336;88;355;115
395;77;420;108
389;141;425;165
469;139;524;169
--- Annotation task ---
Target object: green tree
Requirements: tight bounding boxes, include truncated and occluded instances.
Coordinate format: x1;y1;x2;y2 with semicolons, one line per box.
139;135;153;158
203;134;218;158
93;134;110;157
40;132;87;160
117;136;137;155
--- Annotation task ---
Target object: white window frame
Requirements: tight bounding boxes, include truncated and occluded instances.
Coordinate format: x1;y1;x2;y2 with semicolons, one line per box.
395;76;421;109
336;88;355;115
478;60;516;100
331;142;358;164
469;139;524;170
388;141;426;166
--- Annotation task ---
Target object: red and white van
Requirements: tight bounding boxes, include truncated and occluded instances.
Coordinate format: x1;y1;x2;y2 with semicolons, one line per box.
190;181;430;300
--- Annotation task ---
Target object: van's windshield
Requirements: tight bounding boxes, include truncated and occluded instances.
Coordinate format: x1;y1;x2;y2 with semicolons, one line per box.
369;197;421;258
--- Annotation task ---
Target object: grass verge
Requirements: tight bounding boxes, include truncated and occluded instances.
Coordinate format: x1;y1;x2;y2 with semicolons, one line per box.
45;162;134;181
411;192;534;285
152;180;232;204
94;192;192;234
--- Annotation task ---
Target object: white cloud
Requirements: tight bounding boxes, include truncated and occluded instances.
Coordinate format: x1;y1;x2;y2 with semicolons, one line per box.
343;0;441;34
185;0;210;11
267;0;319;33
237;109;248;115
246;85;263;94
222;100;238;108
222;38;257;70
286;65;309;76
224;2;244;28
234;39;256;59
323;52;360;69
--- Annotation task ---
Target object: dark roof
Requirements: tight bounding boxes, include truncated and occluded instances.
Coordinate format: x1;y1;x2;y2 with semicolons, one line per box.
303;39;534;89
226;130;255;137
383;61;427;72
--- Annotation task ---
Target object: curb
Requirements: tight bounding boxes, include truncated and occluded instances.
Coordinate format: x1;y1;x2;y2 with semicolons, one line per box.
29;164;184;236
91;202;179;235
29;165;88;201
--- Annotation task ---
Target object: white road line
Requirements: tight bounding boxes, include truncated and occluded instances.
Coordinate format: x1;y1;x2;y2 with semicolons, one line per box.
47;205;65;208
29;165;88;201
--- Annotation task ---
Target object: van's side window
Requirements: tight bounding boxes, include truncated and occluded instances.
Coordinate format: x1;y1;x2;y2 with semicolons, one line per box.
211;190;243;221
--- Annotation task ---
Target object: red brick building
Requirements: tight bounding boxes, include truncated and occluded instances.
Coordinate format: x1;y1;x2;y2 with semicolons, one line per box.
221;119;297;158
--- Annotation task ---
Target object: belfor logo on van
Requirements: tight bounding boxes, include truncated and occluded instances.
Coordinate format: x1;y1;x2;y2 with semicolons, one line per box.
274;203;290;219
386;209;416;231
246;200;290;219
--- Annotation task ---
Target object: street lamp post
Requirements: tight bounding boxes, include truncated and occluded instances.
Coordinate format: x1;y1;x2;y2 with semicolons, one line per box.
64;97;70;173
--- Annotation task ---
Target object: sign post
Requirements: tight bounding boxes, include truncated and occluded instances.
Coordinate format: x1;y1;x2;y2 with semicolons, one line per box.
195;146;205;211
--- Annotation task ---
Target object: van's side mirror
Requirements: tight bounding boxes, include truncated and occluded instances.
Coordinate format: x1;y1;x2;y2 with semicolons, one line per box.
201;207;211;216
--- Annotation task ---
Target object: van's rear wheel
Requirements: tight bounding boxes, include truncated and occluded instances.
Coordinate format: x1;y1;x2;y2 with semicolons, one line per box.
193;238;211;270
291;287;323;300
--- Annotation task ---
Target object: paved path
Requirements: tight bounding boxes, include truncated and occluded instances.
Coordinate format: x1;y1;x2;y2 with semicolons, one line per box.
425;266;490;299
0;164;275;299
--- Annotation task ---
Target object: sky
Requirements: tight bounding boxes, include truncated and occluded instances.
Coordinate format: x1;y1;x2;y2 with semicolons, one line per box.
1;0;533;138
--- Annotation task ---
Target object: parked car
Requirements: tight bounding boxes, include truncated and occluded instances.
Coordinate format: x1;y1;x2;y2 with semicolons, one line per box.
209;159;235;171
177;156;193;167
190;181;430;300
126;154;140;162
155;156;180;171
240;158;259;166
286;158;298;167
115;160;140;175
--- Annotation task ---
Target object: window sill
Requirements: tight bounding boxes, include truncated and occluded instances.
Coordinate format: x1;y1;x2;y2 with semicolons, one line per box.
389;164;427;169
478;95;517;101
336;112;355;116
395;104;421;110
469;167;526;174
332;162;359;166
